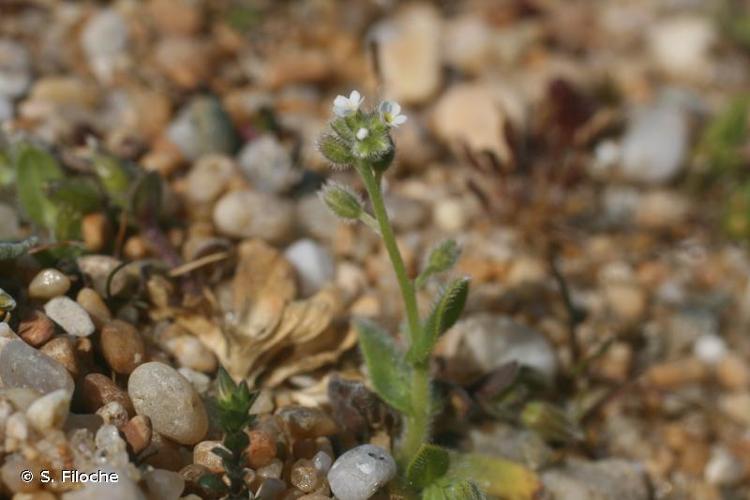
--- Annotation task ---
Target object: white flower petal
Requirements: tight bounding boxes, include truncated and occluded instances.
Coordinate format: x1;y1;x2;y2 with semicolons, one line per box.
334;95;349;107
390;102;401;115
350;90;362;104
392;114;408;126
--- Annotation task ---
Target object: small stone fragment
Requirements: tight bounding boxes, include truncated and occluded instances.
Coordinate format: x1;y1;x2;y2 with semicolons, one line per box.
284;239;334;296
193;440;226;473
28;268;71;300
312;451;333;474
17;310;55;347
327;444;396;500
80;373;134;415
101;320;146;374
128;362;208;445
122;414;152;454
185;154;235;203
76;287;112;328
43;297;95;337
291;459;321;493
277;406;338;440
238;135;300;194
143;468;185;500
96;400;129;428
246;429;277;469
26;389;71;432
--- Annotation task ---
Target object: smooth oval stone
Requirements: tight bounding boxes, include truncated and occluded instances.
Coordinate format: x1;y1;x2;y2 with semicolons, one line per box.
44;296;95;337
0;339;74;396
327;444;396;500
128;362;208;445
28;268;71;300
143;468;185;500
101;320;145;374
26;388;71;432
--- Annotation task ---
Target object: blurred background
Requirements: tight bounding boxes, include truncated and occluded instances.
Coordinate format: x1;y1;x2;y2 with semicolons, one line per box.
2;0;750;499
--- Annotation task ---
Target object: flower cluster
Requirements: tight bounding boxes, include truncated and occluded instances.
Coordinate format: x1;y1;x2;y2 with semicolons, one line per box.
319;90;407;171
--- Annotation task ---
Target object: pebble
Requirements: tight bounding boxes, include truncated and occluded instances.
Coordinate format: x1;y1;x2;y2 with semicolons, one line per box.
148;0;203;35
128;362;208;445
716;353;750;390
433;197;468;232
177;367;211;395
246;429;277;469
76;288;112;329
704;446;745;486
143;469;185;500
257;458;283;479
213;190;295;243
374;4;442;103
602;282;646;322
238;135;301;194
296;194;339;242
96;401;129;428
284;239;335;296
39;336;80;379
277;406;338;440
256;478;286;500
719;392;750;426
442;15;493;74
122;415;152;454
327;444;396;500
28;269;71;300
0;203;19;239
646;358;708;389
0;40;31;98
185;154;235;203
81;212;109;252
193;440;226;473
649;16;715;82
291;459;321;492
101;320;146;374
693;334;727;365
542;458;649;500
77;255;127;297
444;314;558;382
312;451;333;474
44;297;95;337
165;335;217;373
634;190;690;229
166;96;238;160
25;389;70;432
17;310;55;347
80;373;134;415
60;466;145;500
80;9;129;83
155;37;211;90
620;102;688;184
0;339;74;395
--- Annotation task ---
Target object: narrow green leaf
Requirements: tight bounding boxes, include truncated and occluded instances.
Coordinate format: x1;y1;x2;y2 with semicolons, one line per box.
0;236;37;260
14;143;64;229
407;444;450;489
355;319;411;414
46;177;103;213
446;452;541;500
53;204;83;241
408;277;470;364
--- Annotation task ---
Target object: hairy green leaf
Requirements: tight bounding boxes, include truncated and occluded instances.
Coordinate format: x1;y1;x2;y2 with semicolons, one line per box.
408;277;470;364
15;143;64;229
422;478;486;500
447;452;541;500
355;319;411;414
0;237;37;260
407;444;450;489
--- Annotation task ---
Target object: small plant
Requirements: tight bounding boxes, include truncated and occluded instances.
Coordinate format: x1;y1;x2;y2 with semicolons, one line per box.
199;367;259;499
318;91;539;499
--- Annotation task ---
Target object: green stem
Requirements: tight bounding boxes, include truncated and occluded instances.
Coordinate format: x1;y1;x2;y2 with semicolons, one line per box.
357;162;432;469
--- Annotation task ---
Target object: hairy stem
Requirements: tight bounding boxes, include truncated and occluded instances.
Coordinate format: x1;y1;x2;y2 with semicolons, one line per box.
357;162;432;468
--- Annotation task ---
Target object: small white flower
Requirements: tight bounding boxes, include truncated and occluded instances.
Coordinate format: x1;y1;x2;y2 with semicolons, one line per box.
378;100;408;127
333;90;364;117
356;127;369;140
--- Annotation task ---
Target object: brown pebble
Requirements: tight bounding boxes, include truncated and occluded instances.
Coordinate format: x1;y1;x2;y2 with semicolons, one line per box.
79;373;134;416
123;236;149;260
645;358;708;389
100;320;146;374
122;415;152;454
290;459;321;493
76;287;111;329
18;310;56;347
277;406;338;440
179;463;210;496
193;440;225;473
39;336;80;379
716;353;750;390
142;432;187;471
82;213;109;252
246;429;277;469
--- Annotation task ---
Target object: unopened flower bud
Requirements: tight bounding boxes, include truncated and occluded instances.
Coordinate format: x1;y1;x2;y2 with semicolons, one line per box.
318;134;354;167
319;181;364;221
426;240;461;274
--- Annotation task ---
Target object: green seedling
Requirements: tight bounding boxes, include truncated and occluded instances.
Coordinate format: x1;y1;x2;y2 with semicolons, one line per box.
318;91;540;499
199;367;259;499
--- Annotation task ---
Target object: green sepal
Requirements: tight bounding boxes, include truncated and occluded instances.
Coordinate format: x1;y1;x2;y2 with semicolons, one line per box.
319;133;354;167
355;319;412;414
416;240;461;288
407;444;450;489
422;478;486;500
14;143;64;230
408;277;470;365
330;117;356;142
0;237;38;261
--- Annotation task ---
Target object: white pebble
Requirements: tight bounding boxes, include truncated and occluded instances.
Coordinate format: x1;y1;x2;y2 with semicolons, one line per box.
26;389;70;432
44;296;95;337
327;444;396;500
694;334;727;365
284;239;334;296
705;446;744;486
